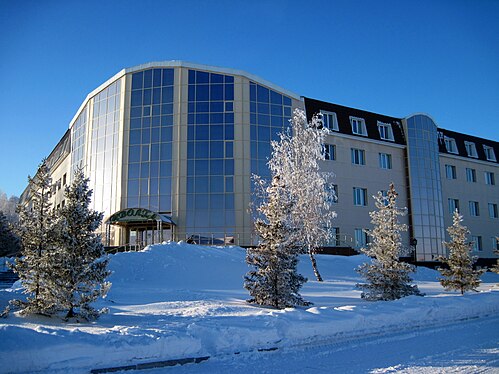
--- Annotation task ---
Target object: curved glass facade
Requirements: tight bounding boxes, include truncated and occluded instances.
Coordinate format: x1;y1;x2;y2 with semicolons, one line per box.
404;114;445;261
126;68;174;213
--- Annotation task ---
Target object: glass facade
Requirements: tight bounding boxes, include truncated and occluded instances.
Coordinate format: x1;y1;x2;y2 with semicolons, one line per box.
250;82;293;179
127;68;174;213
185;69;235;240
88;79;121;216
71;105;88;174
405;114;446;261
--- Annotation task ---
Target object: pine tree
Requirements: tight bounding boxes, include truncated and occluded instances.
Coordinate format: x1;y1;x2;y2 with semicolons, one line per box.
50;169;111;320
0;211;20;257
245;175;307;309
437;211;485;294
357;183;422;301
269;109;336;281
11;159;58;315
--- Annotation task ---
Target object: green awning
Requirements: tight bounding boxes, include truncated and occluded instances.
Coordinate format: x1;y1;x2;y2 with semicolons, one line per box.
106;208;175;225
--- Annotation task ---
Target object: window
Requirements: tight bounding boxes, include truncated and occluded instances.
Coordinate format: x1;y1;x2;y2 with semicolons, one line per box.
448;198;459;214
485;172;495;185
489;203;498;219
324;144;336;160
491;237;499;251
465;168;476;183
444;137;458;154
350;117;367;136
331;227;340;246
445;165;456;179
483;145;496;161
379;153;392;169
63;173;67;186
471;236;482;252
464;141;478;158
320;110;338;131
377;122;394;141
469;201;480;216
353;187;368;206
327;184;338;204
351;148;366;165
354;228;368;248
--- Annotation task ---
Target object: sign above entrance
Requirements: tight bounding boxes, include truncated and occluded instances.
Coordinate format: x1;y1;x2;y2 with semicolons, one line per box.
107;208;173;224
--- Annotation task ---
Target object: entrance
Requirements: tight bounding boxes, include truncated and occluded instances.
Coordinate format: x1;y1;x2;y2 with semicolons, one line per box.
105;208;175;250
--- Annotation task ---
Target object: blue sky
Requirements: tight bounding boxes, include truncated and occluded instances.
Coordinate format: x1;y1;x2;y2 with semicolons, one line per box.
0;0;498;197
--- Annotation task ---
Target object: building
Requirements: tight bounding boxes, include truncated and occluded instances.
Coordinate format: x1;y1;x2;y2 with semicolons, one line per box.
21;61;498;264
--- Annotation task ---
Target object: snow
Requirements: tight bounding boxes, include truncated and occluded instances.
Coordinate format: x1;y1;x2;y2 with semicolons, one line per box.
1;242;498;373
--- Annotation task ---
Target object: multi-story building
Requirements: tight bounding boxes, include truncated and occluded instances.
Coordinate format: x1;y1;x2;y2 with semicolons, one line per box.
20;61;498;264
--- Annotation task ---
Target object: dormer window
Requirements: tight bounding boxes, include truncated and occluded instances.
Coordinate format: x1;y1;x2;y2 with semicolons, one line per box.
350;116;367;136
377;121;394;141
464;141;478;158
444;136;458;154
483;145;497;161
320;110;339;131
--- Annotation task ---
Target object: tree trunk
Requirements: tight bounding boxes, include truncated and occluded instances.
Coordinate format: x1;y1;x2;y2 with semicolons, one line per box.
309;250;323;282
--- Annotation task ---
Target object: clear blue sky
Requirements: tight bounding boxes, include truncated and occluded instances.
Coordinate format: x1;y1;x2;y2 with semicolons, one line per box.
1;0;498;197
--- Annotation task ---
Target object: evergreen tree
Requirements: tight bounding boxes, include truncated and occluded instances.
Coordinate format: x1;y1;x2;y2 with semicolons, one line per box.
357;183;422;301
437;211;485;294
11;159;58;315
50;169;111;320
269;109;336;281
491;237;499;275
0;211;20;257
245;176;307;309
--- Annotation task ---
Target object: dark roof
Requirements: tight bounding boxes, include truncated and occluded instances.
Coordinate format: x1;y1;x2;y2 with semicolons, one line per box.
303;97;406;145
437;128;498;164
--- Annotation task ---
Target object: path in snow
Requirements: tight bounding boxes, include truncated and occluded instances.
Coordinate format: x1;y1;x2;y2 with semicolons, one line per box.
142;315;499;374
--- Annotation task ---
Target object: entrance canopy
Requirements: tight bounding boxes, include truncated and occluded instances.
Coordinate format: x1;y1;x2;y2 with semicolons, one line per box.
106;208;175;226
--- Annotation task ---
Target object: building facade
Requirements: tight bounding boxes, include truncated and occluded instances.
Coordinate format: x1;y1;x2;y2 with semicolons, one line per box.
21;61;498;263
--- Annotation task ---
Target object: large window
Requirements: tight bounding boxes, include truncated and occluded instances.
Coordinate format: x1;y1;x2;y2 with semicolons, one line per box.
471;236;482;252
354;228;368;248
379;153;392;169
485;171;495;185
483;145;496;161
324;144;336;160
353;187;367;206
465;168;476;183
350;117;367;136
320;110;338;131
444;137;458;154
351;148;366;165
448;198;459;214
464;141;478;158
445;164;456;179
489;203;498;219
377;122;394;141
469;201;480;217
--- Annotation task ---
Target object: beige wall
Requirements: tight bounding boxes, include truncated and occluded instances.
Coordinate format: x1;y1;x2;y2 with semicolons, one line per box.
440;154;499;258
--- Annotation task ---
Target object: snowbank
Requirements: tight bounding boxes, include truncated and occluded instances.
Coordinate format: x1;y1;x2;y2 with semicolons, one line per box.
1;242;498;373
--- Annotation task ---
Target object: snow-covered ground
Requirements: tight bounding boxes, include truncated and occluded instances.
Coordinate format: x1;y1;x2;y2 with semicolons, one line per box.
0;242;498;373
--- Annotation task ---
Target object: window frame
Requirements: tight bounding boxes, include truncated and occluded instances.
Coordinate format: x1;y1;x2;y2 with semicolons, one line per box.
445;164;457;179
464;141;478;158
354;228;369;248
485;171;495;185
324;144;336;161
469;201;480;217
320;110;339;131
377;121;394;141
465;168;476;183
448;198;459;214
379;152;392;169
350;116;367;136
444;137;458;154
488;203;498;219
483;145;496;161
471;235;482;252
351;148;366;165
353;187;368;206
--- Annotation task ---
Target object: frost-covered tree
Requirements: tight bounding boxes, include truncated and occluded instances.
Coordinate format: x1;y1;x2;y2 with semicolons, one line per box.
437;211;485;294
357;183;422;301
0;190;20;224
0;211;20;257
491;237;499;275
245;175;307;309
49;169;111;320
11;159;58;315
269;109;336;281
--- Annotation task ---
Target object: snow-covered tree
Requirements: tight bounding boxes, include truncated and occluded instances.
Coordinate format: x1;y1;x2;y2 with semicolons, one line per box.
0;190;20;224
357;183;422;301
245;175;307;309
0;211;20;257
491;237;499;275
269;109;336;281
49;169;111;320
437;211;485;294
11;159;58;315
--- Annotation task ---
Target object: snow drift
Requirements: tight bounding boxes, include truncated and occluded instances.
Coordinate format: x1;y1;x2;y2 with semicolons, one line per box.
0;242;498;373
